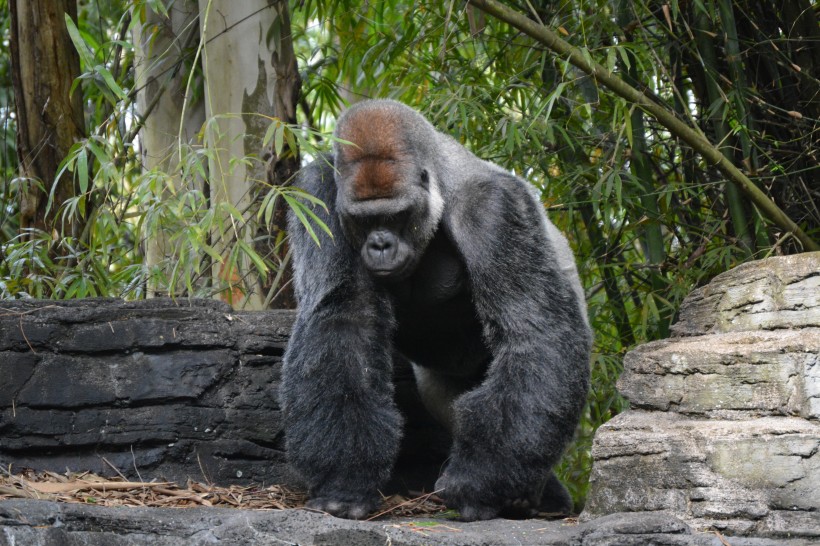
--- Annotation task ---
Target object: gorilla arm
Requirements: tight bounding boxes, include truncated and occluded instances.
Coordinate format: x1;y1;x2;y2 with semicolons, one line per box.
279;159;403;519
438;172;592;520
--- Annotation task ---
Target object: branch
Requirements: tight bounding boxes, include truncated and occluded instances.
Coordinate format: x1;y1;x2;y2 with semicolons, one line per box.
468;0;819;252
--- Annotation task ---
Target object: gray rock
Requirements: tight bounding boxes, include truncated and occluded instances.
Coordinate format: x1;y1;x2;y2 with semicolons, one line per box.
618;329;820;419
584;253;820;538
16;350;234;407
0;298;234;351
583;411;820;536
1;500;811;546
672;252;820;336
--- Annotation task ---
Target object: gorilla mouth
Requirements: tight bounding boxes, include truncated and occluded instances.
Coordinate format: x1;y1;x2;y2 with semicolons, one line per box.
366;257;416;282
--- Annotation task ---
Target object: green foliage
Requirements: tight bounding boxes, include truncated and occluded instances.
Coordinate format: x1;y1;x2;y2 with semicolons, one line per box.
0;1;330;302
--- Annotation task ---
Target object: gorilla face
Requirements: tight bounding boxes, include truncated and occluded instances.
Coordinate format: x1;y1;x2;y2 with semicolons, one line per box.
338;167;439;282
333;104;444;282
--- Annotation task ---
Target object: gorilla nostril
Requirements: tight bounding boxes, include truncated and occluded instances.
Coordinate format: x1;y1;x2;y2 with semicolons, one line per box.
371;237;389;251
367;231;395;253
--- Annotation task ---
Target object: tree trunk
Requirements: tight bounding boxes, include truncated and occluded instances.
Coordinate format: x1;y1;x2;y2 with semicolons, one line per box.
199;0;300;310
133;0;204;297
262;0;301;309
10;0;84;240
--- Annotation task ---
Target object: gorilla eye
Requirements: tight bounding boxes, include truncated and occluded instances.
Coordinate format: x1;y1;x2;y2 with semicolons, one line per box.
420;169;429;190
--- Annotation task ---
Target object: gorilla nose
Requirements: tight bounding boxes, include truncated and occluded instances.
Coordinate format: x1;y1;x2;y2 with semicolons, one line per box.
366;230;397;258
363;229;410;279
365;229;399;269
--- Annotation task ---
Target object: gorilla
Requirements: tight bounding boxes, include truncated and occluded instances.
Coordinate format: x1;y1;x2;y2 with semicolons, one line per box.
280;99;591;521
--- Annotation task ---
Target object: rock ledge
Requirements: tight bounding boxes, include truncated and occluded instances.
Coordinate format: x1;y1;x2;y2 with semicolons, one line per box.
1;500;812;546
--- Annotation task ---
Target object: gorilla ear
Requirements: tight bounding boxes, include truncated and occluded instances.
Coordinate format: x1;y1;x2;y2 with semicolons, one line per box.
420;169;430;191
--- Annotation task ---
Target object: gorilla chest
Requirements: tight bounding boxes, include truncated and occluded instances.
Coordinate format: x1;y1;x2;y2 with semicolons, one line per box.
386;232;489;373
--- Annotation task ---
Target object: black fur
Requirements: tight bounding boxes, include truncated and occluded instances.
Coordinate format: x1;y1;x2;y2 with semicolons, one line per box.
280;100;591;521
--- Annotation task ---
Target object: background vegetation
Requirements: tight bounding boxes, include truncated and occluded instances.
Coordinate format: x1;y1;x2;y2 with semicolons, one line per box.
1;0;818;508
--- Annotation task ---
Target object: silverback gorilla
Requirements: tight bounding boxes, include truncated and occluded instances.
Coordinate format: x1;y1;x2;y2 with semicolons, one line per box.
280;99;591;521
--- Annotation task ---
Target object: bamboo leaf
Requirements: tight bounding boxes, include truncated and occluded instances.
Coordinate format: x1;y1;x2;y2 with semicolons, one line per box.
64;15;94;69
77;148;89;194
274;124;285;157
96;66;127;100
263;120;278;148
237;240;269;276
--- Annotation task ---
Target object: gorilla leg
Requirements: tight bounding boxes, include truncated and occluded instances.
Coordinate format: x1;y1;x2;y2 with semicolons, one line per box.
411;365;479;434
414;365;575;519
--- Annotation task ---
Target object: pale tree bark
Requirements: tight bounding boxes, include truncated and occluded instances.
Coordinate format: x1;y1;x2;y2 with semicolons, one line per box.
198;0;300;310
10;0;84;240
133;0;205;297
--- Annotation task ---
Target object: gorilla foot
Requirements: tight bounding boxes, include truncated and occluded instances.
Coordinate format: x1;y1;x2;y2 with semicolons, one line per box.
538;471;574;515
441;490;541;521
457;503;499;522
499;497;538;519
306;497;376;520
435;472;500;521
436;468;541;521
452;497;539;521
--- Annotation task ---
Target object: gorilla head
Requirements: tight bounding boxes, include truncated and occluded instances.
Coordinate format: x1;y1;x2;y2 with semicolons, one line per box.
332;101;444;281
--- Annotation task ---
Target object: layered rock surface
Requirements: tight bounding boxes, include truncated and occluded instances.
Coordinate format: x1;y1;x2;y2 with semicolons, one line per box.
582;252;820;538
0;299;295;485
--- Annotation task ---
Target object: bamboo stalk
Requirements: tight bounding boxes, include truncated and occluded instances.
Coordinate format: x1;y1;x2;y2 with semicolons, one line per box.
580;203;636;348
468;0;819;252
694;5;752;255
617;0;669;336
617;0;665;267
715;0;770;251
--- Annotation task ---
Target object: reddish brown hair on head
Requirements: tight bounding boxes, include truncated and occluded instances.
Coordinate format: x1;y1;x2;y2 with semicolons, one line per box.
350;160;402;200
337;106;410;200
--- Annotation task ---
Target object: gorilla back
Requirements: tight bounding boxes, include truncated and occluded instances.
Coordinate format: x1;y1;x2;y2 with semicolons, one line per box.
280;99;591;521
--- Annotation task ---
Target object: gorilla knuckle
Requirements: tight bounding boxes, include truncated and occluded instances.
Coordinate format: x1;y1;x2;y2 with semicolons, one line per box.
307;497;375;520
